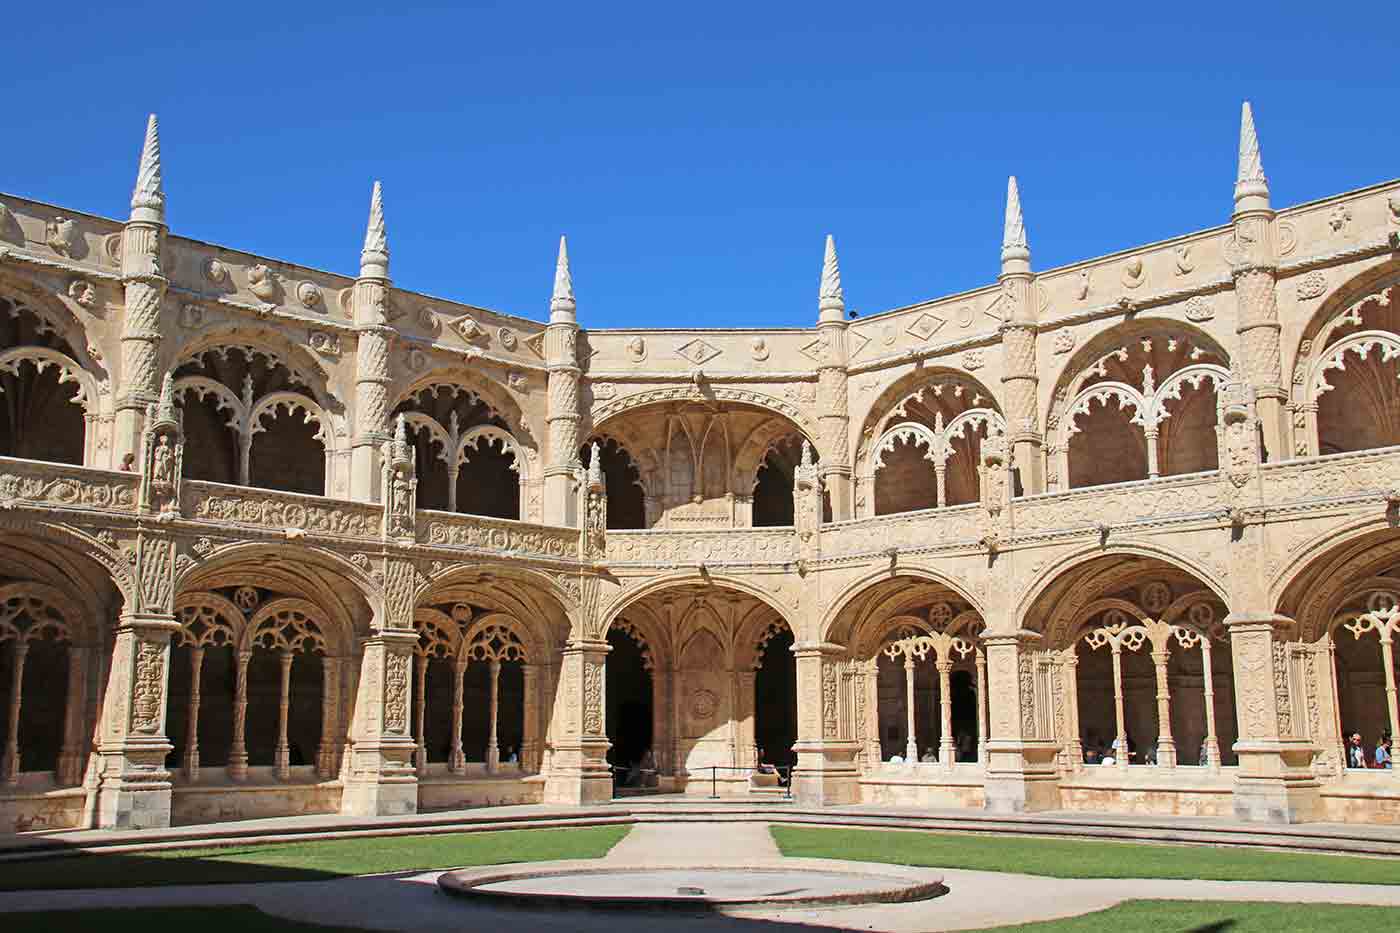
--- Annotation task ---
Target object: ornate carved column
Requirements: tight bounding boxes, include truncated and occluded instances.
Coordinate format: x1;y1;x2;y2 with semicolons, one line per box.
1059;650;1082;772
982;633;1059;812
521;663;539;773
975;647;988;765
791;641;859;805
938;658;956;769
449;658;466;773
863;658;881;768
1108;640;1128;769
1230;103;1287;461
88;528;180;829
486;658;502;772
58;643;87;786
815;236;853;519
1150;643;1177;767
544;237;583;527
114;115;168;466
1201;638;1222;772
414;652;429;778
998;177;1043;494
182;646;203;782
230;649;250;781
1226;613;1320;822
275;650;293;781
902;652;918;762
542;639;612;804
3;640;27;785
316;657;339;778
350;182;396;502
341;558;419;817
736;669;757;769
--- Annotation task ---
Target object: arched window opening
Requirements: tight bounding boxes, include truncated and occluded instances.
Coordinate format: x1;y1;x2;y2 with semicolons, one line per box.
579;438;645;529
1303;281;1400;457
250;405;325;495
0;587;79;785
1058;330;1227;490
393;385;522;518
173;346;329;494
1067;401;1145;487
874;434;937;515
752;435;819;527
456;433;520;520
0;300;90;466
863;374;1002;516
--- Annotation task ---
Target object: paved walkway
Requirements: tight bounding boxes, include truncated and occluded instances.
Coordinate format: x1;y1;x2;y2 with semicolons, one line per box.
2;822;1400;931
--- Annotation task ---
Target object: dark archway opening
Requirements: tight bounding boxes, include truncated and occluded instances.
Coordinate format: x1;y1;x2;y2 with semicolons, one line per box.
606;626;652;779
580;439;646;529
456;441;520;520
754;628;796;768
250;411;324;496
950;669;978;761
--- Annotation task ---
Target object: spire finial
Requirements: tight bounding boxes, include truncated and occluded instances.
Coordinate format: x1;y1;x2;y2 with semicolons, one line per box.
129;113;165;224
1234;101;1270;212
359;181;390;279
818;234;844;322
1001;176;1030;271
550;235;576;322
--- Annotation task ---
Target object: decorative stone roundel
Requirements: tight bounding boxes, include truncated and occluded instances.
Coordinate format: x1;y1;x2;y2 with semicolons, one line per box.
1188;602;1215;628
234;586;260;613
297;282;323;309
1366;590;1399;613
1295;271;1327;301
1140;581;1171;614
690;687;719;720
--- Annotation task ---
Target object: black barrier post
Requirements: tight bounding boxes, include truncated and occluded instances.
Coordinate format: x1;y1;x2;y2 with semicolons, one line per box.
710;765;720;799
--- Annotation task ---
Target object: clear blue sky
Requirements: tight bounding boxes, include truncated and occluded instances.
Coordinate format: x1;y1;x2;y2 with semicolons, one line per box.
4;4;1394;329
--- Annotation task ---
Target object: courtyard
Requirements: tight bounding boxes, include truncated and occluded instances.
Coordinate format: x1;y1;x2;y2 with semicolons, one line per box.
1;807;1397;931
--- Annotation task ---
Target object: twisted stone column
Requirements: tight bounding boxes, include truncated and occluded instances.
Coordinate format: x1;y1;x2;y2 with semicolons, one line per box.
1151;646;1176;767
938;659;956;768
903;653;918;762
275;650;293;780
3;641;27;785
183;646;203;781
229;650;250;782
449;658;466;773
414;654;429;777
487;658;502;772
57;643;86;786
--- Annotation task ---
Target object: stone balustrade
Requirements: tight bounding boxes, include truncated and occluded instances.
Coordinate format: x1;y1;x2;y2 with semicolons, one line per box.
0;456;139;513
6;450;1400;563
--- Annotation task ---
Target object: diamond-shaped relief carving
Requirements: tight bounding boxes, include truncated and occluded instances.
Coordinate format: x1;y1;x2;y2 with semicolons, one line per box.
798;334;832;364
906;312;945;342
675;338;721;366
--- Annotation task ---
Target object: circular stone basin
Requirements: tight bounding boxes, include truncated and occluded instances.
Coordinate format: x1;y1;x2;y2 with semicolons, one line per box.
437;859;945;910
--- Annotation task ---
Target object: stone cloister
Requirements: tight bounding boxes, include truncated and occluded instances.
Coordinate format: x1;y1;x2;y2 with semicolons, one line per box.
3;103;1400;833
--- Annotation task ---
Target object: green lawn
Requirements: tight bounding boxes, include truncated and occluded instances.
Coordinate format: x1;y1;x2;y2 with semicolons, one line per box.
989;900;1400;932
0;825;629;891
770;825;1400;884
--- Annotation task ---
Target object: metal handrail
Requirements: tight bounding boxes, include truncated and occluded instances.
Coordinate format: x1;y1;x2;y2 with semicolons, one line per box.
608;763;794;799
